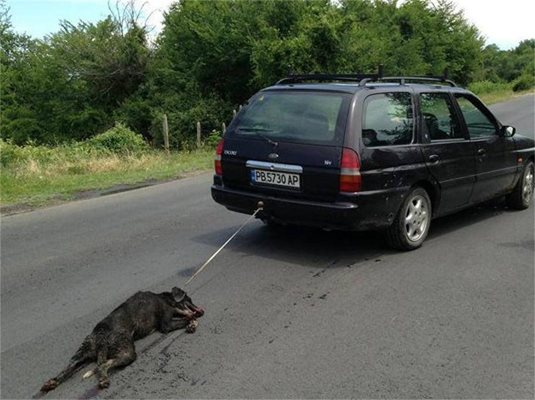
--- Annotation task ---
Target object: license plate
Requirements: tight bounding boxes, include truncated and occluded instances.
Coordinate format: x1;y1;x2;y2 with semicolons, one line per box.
251;169;300;188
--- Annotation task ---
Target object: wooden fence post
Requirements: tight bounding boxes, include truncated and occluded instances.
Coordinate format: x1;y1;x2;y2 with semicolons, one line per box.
162;114;169;154
196;121;201;148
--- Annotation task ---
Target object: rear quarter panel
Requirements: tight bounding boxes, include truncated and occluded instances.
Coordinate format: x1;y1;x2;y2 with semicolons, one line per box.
347;87;434;215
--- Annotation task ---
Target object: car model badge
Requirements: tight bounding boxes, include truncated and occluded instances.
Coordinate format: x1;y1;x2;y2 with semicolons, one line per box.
268;153;279;160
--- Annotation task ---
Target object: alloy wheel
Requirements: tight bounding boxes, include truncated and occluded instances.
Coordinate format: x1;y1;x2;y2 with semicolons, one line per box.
404;195;429;242
522;164;534;204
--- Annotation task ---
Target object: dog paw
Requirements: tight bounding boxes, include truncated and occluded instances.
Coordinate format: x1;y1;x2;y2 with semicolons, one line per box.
186;319;198;333
41;379;58;392
82;368;95;379
98;378;110;389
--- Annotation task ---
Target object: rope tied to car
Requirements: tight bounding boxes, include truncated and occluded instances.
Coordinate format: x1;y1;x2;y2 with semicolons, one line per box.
185;202;264;285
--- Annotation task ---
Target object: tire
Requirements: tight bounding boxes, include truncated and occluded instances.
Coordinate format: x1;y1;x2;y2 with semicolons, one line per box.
385;187;432;251
506;160;534;210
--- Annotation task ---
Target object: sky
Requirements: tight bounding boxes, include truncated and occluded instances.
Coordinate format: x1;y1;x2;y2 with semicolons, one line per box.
6;0;535;50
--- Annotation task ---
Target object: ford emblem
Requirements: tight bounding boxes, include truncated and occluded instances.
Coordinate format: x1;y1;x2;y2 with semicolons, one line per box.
268;153;279;160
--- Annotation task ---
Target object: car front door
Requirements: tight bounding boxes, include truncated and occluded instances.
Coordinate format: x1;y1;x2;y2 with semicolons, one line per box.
454;94;517;203
418;92;477;214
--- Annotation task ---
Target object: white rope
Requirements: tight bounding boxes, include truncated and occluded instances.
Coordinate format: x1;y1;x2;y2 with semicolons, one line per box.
185;207;262;285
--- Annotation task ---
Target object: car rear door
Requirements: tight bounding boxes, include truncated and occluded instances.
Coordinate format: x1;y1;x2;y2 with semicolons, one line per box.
221;90;352;202
418;92;477;213
453;93;517;203
357;89;419;190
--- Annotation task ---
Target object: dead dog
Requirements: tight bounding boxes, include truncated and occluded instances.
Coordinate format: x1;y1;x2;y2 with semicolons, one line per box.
40;287;204;392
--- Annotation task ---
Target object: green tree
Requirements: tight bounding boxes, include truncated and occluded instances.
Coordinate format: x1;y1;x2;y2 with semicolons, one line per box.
3;0;526;147
1;1;150;144
477;39;534;85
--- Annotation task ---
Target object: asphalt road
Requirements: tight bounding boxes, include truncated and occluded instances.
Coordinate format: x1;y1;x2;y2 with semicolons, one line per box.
1;95;534;399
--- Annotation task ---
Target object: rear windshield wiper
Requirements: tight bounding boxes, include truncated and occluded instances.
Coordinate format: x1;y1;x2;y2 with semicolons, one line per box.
236;127;279;147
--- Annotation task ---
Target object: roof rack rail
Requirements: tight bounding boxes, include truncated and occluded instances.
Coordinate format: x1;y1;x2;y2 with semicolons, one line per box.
277;73;377;85
362;69;456;87
376;76;457;87
276;65;385;85
276;66;457;87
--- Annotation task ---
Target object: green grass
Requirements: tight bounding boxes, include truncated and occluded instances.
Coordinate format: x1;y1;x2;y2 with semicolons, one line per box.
469;81;534;105
0;143;213;208
477;88;533;105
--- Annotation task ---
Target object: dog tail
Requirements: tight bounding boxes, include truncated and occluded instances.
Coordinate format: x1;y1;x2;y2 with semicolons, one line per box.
82;368;96;379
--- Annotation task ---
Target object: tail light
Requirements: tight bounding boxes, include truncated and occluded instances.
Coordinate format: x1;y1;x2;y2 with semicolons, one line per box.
214;139;224;176
339;148;361;193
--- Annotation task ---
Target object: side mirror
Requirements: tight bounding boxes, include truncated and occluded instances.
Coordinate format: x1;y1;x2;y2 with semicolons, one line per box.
500;125;516;137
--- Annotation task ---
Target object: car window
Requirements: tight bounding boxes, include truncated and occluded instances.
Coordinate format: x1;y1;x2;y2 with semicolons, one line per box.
455;95;498;138
419;93;464;141
229;91;351;145
362;92;413;147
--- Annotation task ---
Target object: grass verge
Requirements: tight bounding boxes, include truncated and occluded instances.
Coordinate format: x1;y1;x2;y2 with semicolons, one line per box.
0;146;213;209
469;81;534;105
477;88;534;105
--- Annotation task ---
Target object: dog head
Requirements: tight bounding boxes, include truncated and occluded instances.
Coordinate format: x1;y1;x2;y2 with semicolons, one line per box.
166;287;204;319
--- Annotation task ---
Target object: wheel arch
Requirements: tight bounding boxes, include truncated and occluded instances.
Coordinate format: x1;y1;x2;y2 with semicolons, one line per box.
411;180;440;217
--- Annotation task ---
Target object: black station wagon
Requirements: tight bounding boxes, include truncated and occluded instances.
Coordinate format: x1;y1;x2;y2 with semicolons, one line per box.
211;73;534;250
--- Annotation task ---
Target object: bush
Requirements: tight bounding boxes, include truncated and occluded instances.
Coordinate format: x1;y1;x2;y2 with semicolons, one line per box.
149;92;232;151
86;123;148;154
0;139;57;167
0;139;96;168
512;74;535;92
0;140;22;167
468;81;511;95
205;130;222;147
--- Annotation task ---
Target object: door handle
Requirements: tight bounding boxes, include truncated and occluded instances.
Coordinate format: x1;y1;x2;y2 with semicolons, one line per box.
428;154;440;164
477;148;487;156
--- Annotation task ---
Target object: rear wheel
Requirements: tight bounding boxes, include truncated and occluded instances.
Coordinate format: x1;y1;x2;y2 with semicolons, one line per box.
385;187;431;251
506;160;534;210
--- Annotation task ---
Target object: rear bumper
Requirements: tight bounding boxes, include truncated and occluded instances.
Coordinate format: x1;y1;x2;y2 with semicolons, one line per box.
211;182;406;231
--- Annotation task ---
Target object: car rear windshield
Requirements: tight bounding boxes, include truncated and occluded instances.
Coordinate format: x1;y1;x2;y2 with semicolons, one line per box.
228;90;351;146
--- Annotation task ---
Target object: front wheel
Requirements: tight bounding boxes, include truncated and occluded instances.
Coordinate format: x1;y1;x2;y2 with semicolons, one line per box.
385;187;432;251
506;160;534;210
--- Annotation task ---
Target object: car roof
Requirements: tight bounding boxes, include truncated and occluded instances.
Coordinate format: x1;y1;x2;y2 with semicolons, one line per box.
262;82;473;95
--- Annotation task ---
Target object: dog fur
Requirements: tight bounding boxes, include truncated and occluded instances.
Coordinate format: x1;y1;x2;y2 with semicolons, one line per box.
40;287;204;392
